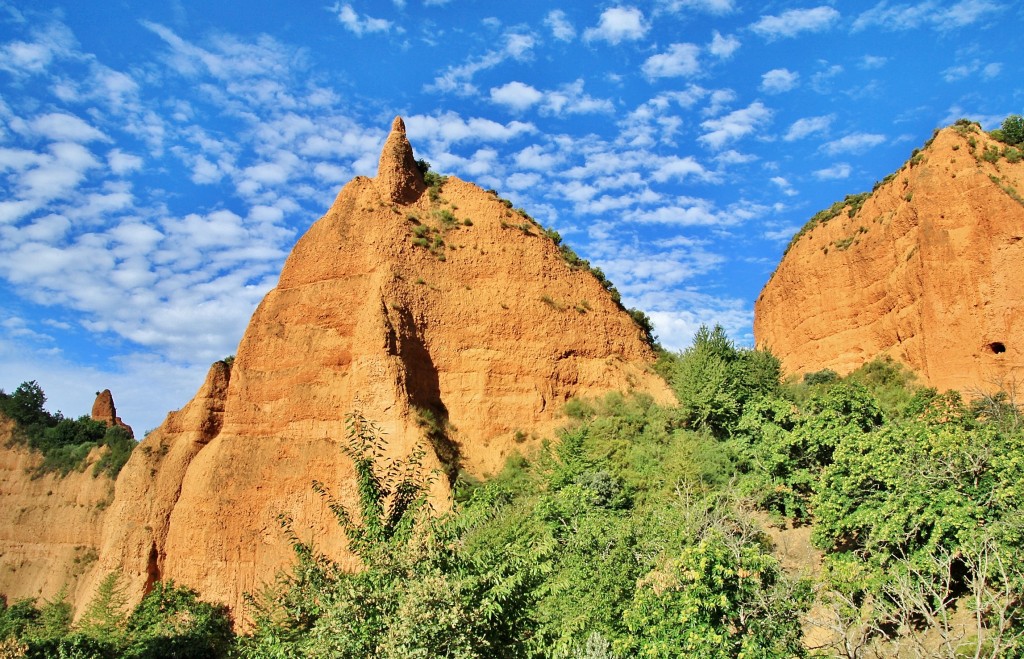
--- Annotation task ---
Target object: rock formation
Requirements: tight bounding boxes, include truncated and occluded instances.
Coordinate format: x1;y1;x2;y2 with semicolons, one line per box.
90;389;134;438
755;122;1024;392
58;116;671;621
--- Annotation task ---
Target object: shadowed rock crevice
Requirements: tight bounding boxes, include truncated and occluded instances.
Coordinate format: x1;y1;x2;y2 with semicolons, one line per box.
389;303;460;485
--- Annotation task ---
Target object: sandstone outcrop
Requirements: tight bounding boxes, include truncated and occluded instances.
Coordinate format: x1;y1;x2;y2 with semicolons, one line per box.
64;116;671;621
755;123;1024;392
90;389;134;438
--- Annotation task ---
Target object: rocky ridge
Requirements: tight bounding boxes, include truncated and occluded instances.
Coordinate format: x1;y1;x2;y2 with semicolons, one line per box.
10;116;671;622
755;122;1024;391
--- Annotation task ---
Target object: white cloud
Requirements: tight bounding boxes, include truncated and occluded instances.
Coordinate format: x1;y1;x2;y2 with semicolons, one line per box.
107;149;144;175
506;172;542;190
618;87;708;147
542;80;615;115
489;80;613;116
703;88;736;117
860;55;888;69
406;112;536;145
810;63;844;93
771;176;797;196
714;149;757;165
942;59;1003;82
642;43;701;79
545;10;576;41
514;145;562;171
0;22;76;76
814;163;852;179
489;81;544;111
698;101;772;150
853;0;1004;31
708;30;740;58
17;112;108;143
624;196;757;226
658;0;735;13
329;3;394;36
750;6;840;40
583;6;649;44
427;31;536;95
760;68;799;93
651;156;711;183
821;132;886;155
784;114;834;141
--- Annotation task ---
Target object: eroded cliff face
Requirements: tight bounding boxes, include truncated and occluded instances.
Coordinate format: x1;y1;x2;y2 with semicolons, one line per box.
0;417;114;606
755;124;1024;391
71;117;671;621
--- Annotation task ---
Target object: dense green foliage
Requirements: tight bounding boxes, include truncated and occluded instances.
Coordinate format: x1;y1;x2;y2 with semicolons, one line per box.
0;381;135;478
4;327;1023;657
237;343;810;658
0;578;233;658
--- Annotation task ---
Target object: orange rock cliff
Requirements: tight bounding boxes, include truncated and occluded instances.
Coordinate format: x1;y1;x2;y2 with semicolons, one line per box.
0;117;672;621
755;123;1024;391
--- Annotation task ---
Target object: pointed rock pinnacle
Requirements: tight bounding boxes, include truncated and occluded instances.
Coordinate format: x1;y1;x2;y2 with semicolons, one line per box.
91;388;135;438
375;116;426;204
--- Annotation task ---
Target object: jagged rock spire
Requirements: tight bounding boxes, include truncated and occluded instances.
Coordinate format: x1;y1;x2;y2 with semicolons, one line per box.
375;116;426;204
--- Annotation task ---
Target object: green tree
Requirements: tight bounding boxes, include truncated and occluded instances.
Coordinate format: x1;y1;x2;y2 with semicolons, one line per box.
1001;113;1024;145
658;325;781;436
1;381;49;428
124;581;234;658
77;572;128;645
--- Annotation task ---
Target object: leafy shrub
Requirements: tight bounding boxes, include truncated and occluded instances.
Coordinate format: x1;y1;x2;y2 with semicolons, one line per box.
123;581;234;658
804;369;839;386
620;529;810;659
982;144;1001;163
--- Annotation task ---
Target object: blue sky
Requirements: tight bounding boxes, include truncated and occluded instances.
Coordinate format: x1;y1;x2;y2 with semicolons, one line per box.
1;0;1021;434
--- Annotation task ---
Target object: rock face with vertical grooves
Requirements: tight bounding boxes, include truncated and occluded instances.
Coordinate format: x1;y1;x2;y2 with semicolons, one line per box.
755;124;1024;391
55;116;672;621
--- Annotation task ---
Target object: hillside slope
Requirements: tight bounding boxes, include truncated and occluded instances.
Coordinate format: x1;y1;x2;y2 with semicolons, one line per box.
755;122;1024;391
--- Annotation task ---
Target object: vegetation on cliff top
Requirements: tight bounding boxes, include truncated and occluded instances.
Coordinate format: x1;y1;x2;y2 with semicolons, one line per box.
0;381;135;479
780;114;1024;261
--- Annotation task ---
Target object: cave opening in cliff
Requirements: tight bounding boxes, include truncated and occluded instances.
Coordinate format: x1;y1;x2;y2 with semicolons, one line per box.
988;341;1007;354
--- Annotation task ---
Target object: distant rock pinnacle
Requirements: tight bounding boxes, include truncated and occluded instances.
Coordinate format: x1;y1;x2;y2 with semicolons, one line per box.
90;389;134;438
374;116;425;204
